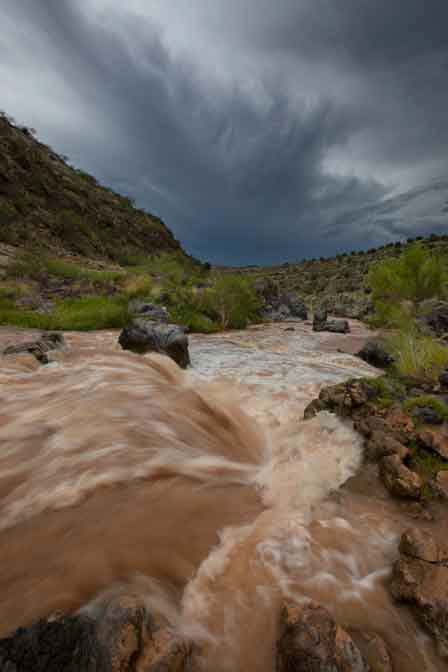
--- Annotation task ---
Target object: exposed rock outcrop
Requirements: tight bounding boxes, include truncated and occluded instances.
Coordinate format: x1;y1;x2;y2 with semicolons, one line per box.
118;319;190;368
418;300;448;338
390;528;448;656
255;278;308;322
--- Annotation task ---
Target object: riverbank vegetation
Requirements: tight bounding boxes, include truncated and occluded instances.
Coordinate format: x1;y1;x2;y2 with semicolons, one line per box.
0;251;261;332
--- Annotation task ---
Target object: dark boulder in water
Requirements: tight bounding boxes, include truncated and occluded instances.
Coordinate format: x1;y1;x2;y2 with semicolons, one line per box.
357;341;394;369
0;594;194;672
119;318;190;368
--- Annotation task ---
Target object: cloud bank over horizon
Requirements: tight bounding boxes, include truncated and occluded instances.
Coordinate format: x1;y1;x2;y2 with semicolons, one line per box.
1;0;447;264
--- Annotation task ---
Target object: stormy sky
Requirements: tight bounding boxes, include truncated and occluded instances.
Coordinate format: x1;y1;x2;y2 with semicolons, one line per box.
1;1;447;264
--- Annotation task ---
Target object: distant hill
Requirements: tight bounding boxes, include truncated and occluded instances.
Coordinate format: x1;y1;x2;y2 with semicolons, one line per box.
0;113;182;262
222;234;448;319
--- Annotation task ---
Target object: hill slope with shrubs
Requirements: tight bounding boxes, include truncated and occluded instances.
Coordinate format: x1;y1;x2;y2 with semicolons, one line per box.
0;113;182;261
224;235;448;319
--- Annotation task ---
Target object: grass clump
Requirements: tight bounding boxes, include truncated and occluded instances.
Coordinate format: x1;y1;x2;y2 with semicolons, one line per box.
202;275;261;330
408;440;448;482
45;259;124;284
385;329;448;382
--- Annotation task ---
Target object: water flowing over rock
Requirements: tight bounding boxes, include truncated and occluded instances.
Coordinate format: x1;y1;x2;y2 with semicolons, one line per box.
118;319;190;368
390;528;448;657
2;332;65;364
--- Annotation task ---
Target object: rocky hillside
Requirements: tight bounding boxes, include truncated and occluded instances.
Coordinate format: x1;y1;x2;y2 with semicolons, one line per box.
222;235;448;319
0;113;182;262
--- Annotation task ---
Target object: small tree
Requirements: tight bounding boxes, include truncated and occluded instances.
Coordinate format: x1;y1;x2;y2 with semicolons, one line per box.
206;275;261;330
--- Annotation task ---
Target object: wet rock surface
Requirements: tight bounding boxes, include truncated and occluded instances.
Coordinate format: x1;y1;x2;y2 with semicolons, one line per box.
277;602;369;672
2;332;65;364
379;454;422;499
119;319;190;368
390;528;448;657
313;306;350;334
0;595;193;672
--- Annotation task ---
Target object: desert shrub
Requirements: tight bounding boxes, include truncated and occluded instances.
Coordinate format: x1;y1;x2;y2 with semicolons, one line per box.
203;275;261;330
121;274;153;299
5;253;47;280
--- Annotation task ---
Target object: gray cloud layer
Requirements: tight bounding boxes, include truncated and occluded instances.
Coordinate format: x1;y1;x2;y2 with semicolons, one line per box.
1;0;447;263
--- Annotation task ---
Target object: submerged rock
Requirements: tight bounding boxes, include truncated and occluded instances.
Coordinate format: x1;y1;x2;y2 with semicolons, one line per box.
118;319;190;368
277;601;369;672
357;341;394;369
2;332;65;365
390;528;448;656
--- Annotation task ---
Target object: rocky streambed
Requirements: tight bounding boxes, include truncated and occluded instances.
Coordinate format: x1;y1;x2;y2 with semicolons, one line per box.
0;321;447;671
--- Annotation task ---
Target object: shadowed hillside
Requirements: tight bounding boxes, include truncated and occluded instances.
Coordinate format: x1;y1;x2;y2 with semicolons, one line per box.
0;113;182;261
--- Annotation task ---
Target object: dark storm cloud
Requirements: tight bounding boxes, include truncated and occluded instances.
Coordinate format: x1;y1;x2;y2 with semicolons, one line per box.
1;0;447;263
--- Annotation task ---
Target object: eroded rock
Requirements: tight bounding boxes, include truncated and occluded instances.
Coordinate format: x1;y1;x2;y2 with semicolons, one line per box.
379;454;422;499
365;431;409;462
390;528;448;656
277;602;369;672
418;429;448;460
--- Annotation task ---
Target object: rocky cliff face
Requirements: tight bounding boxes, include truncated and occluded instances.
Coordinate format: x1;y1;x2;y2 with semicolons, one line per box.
0;114;182;262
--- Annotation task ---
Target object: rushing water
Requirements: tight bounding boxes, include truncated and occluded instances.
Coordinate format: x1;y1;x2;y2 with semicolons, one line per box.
0;322;444;670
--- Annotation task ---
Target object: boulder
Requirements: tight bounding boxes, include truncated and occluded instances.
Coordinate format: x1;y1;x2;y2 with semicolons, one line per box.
390;528;448;656
357;341;394;369
313;307;350;334
0;594;193;672
411;406;444;425
418;300;448;338
379;454;422;499
2;332;65;365
418;429;448;460
128;300;169;322
325;319;350;334
365;431;409;462
277;601;369;672
119;319;190;368
253;277;280;306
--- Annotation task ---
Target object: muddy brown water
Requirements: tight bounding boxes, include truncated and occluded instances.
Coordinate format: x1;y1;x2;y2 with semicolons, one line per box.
0;322;445;670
